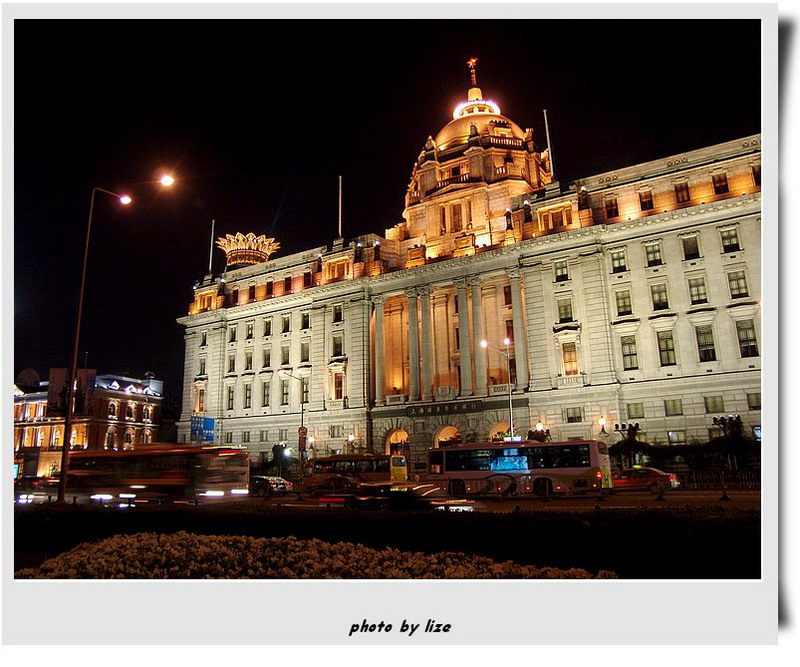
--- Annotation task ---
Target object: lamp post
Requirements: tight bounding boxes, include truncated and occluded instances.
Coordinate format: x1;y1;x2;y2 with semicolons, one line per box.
57;179;175;504
277;369;307;477
481;338;515;441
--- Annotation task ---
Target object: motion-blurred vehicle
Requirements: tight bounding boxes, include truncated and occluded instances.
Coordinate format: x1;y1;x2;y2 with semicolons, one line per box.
611;467;680;493
343;482;482;512
14;476;58;504
249;475;293;497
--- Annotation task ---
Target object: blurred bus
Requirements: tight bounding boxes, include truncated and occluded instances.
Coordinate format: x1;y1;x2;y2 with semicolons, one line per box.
66;445;249;502
301;452;407;493
424;440;612;497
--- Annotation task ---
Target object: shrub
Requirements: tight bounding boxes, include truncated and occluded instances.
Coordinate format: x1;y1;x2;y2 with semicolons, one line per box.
16;531;616;579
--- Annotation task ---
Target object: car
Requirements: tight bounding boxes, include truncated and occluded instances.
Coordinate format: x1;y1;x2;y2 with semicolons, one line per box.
343;482;483;512
14;476;58;504
249;475;293;497
611;467;680;493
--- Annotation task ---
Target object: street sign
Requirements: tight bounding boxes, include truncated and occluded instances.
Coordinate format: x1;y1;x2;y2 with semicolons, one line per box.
190;416;216;443
298;426;308;437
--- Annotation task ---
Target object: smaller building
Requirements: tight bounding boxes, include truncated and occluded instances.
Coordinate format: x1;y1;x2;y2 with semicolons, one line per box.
13;371;163;478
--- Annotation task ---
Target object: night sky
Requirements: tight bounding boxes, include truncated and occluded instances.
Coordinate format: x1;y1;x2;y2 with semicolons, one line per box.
14;19;761;406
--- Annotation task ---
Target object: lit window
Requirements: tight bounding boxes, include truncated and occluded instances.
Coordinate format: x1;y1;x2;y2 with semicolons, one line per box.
615;290;632;317
562;342;578;376
695;325;716;362
727;270;749;298
664;399;683;416
334;373;344;400
554;260;570;282
621;335;638;370
451;203;463;232
650;283;670;311
565;407;582;423
688;277;708;305
720;228;741;253
667;430;686;445
645;243;663;267
736;319;759;358
657;330;677;366
610;250;627;273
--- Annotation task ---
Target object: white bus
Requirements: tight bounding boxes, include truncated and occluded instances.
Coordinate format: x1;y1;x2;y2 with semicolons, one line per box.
424;440;612;497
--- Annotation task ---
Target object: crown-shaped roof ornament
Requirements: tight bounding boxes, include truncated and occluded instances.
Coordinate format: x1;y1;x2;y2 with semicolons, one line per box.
216;232;280;267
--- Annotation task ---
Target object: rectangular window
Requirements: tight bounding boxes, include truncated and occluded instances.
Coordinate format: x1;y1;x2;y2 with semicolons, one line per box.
248;285;256;302
303;271;313;288
621;335;638;370
284;276;293;293
229;326;237;343
454;326;459;350
302;377;310;404
688;277;708;305
505;320;514;343
333;304;344;323
263;318;272;336
451;203;463;232
712;172;729;195
747;392;761;410
260;430;269;442
657;330;677;366
263;348;271;368
675;181;691;203
664;399;683;416
244;351;253;371
562;342;578;376
727;270;749;298
300;341;310;363
281;345;290;366
225;432;233;444
557;298;574;323
245;322;254;339
200;332;207;347
281;379;289;405
667;430;686;445
334;373;344;400
301;312;311;329
262;381;271;407
554;260;570;282
650;283;670;310
330;425;342;439
627;402;645;419
228;355;236;374
682;236;700;260
265;281;274;297
737;319;759;357
604;197;619;219
279;428;288;442
230;289;239;306
616;290;632;317
242;431;250;443
696;325;717;362
611;250;627;273
332;334;344;357
639;190;654;211
704;396;725;413
751;164;761;187
243;384;252;409
645;243;663;267
503;285;512;306
720;228;741;253
198;358;206;376
565;407;582;423
226;386;234;411
281;314;291;333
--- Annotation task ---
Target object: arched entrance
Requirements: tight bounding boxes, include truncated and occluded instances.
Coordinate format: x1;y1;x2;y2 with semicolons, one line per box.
433;425;462;448
488;422;510;442
384;428;409;455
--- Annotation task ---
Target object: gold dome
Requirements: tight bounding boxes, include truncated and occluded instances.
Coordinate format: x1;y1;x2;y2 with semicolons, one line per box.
434;111;526;152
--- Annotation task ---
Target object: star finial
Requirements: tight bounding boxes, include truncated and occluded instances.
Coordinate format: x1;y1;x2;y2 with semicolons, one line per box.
467;57;478;87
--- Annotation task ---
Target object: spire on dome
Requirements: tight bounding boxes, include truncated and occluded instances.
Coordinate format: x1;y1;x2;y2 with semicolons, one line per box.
467;57;478;87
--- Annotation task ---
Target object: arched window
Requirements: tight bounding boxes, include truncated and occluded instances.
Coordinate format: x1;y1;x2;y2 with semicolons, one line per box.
108;402;117;418
52;429;61;448
36;429;45;447
143;429;151;444
71;428;78;449
124;430;134;445
143;405;153;422
105;429;116;450
126;403;135;420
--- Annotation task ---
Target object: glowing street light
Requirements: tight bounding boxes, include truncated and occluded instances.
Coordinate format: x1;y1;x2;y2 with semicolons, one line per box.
481;338;516;441
598;416;608;435
57;179;175;503
160;174;175;187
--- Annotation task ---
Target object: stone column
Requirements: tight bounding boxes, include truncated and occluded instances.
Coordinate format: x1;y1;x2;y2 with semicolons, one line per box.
372;295;385;406
419;285;433;401
507;267;529;391
455;278;474;396
405;288;420;401
469;275;487;396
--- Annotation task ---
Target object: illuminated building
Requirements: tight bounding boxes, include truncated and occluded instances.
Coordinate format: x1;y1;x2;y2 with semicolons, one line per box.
177;62;760;472
13;371;163;477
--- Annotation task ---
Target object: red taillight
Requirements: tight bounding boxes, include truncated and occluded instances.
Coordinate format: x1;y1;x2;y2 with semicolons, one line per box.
596;470;603;479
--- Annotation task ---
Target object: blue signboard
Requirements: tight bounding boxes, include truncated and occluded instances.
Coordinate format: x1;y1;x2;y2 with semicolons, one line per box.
190;416;216;443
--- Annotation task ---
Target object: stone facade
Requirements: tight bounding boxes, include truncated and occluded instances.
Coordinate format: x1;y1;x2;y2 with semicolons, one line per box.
177;77;761;473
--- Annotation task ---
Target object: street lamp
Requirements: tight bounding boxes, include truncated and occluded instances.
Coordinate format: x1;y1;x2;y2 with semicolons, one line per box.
598;416;608;435
481;338;516;441
277;369;307;475
57;180;174;504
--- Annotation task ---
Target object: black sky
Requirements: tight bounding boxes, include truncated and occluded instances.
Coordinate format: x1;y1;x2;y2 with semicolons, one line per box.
14;19;761;405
